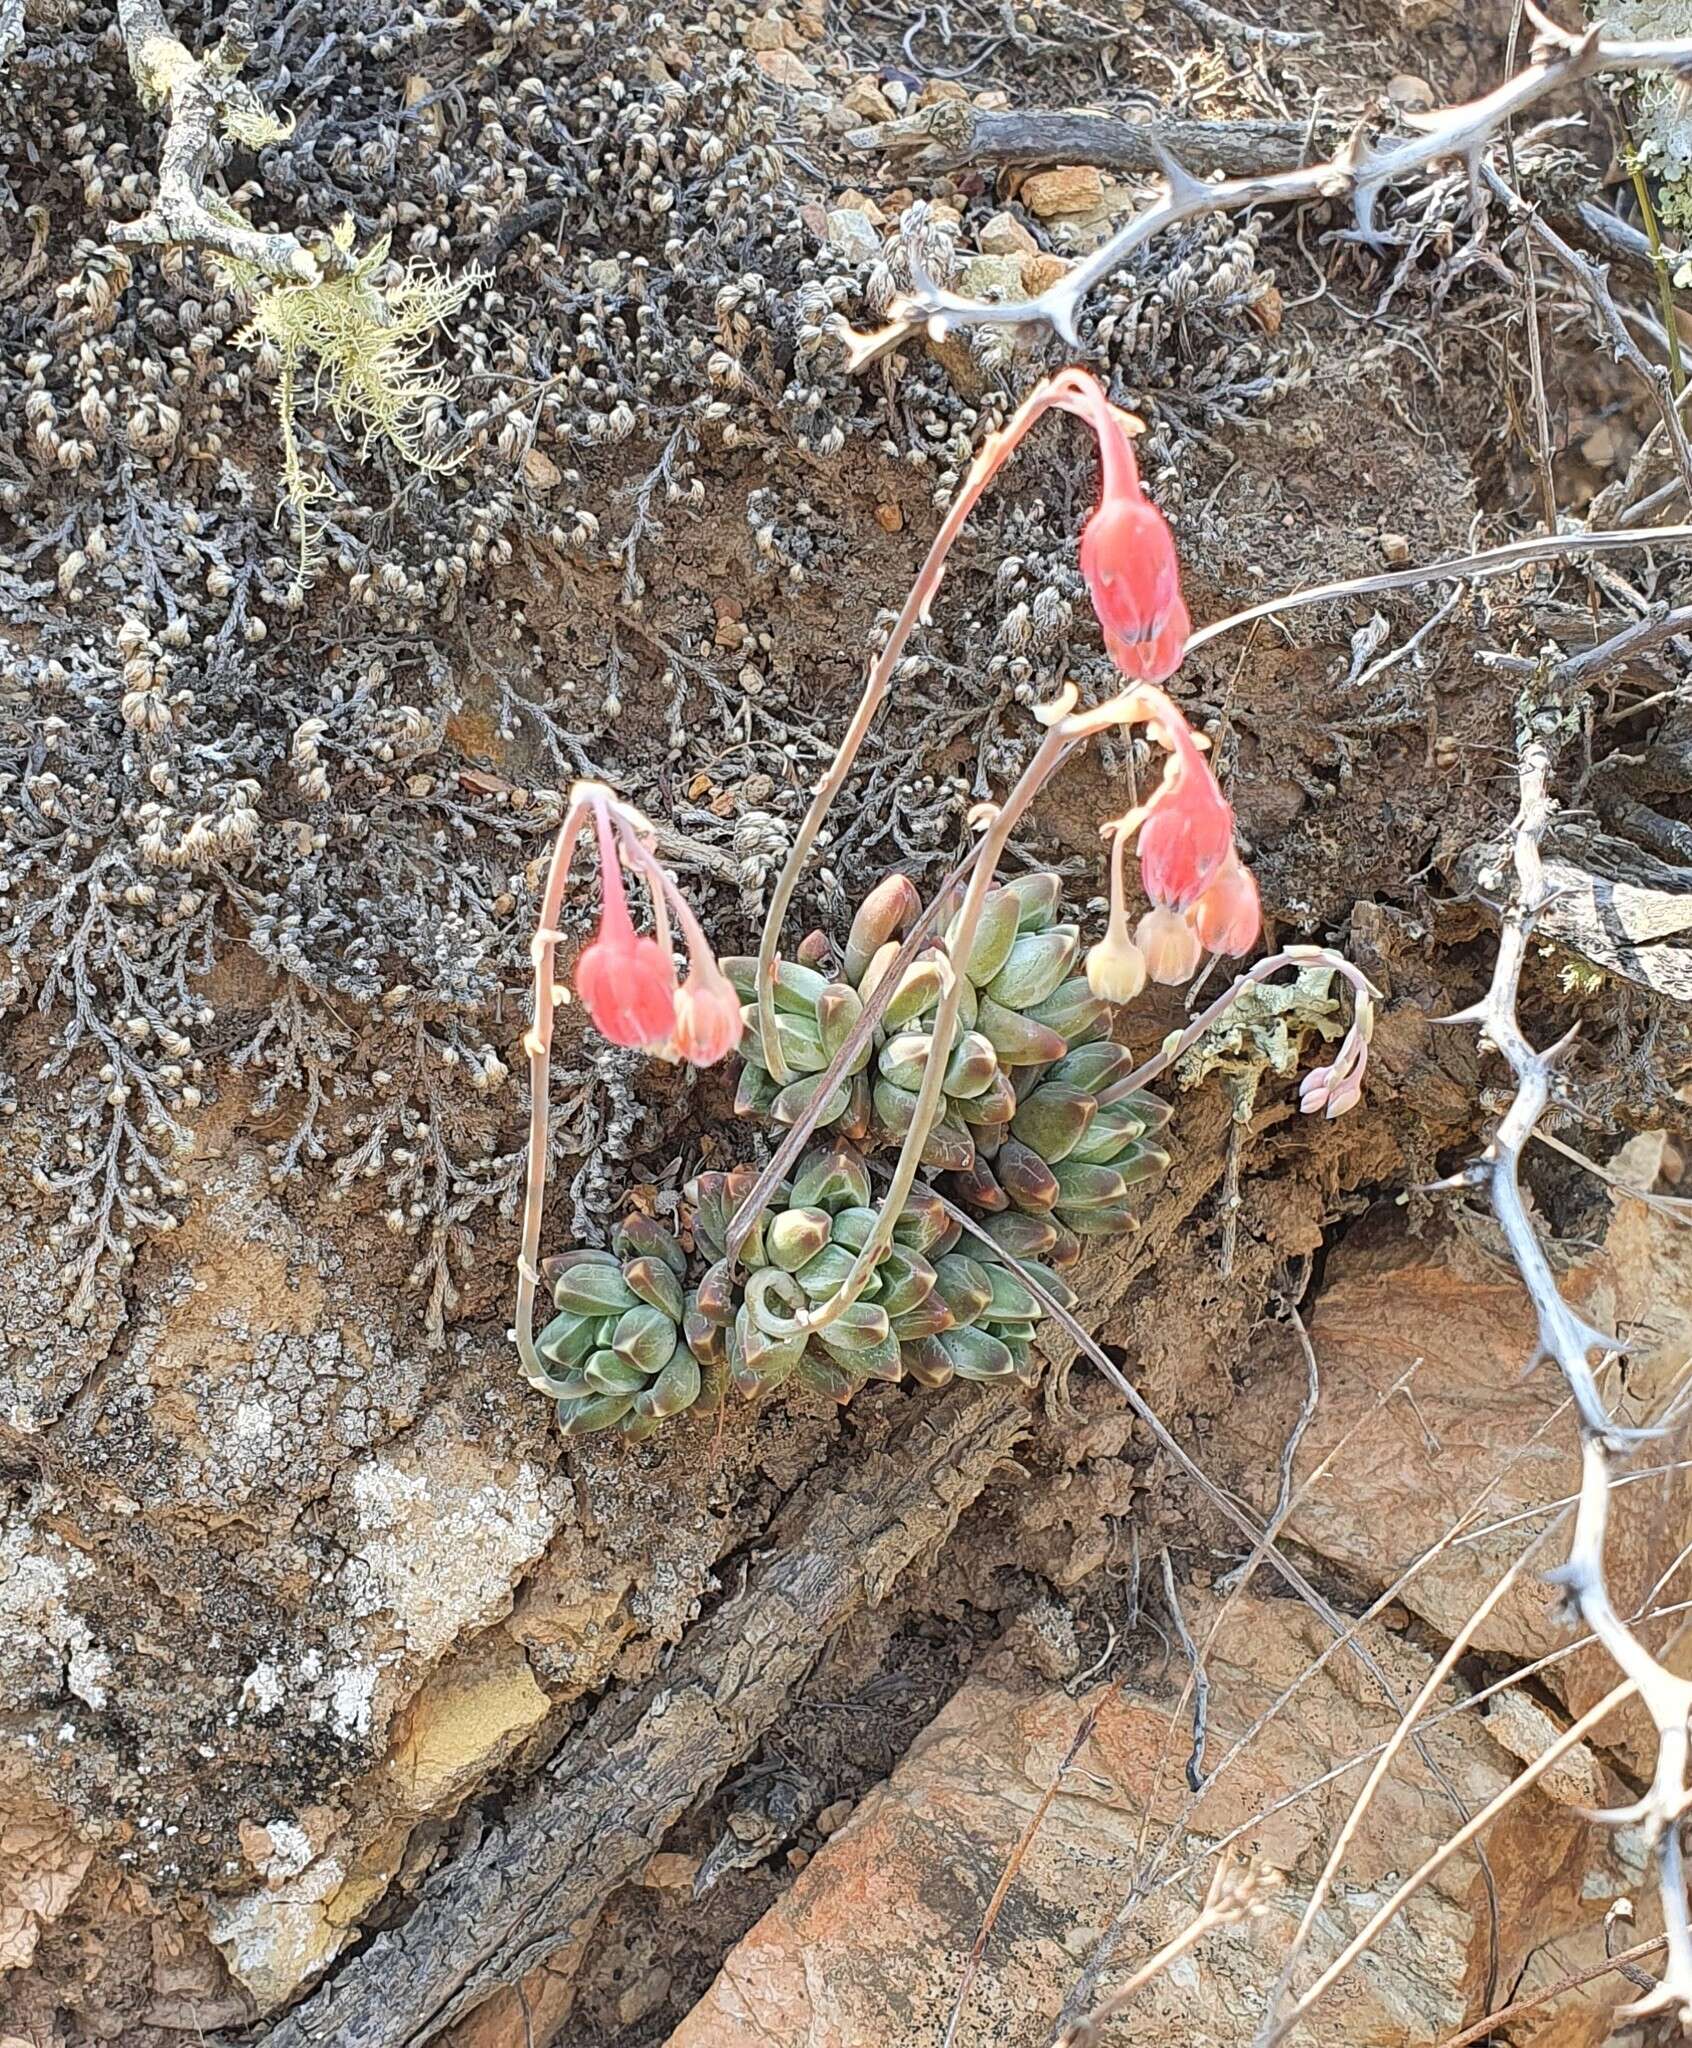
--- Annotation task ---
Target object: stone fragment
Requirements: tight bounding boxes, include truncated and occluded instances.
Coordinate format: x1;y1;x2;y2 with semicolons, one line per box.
978;210;1037;256
754;48;818;88
825;208;881;265
843;75;894;122
1021;165;1107;217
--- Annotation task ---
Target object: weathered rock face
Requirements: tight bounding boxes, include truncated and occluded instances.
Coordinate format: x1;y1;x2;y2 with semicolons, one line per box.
0;1145;787;2030
1228;1133;1692;1779
666;1600;1638;2047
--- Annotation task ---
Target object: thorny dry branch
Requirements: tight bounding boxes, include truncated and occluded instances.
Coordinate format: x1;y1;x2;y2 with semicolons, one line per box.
844;7;1692;364
1443;727;1692;2026
1260;724;1692;2037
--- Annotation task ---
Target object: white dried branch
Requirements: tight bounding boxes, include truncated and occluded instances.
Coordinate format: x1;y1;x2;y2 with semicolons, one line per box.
843;6;1692;365
1437;727;1692;2026
114;0;325;281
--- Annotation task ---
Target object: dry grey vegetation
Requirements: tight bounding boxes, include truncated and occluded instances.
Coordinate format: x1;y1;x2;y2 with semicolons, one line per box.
5;0;1692;2043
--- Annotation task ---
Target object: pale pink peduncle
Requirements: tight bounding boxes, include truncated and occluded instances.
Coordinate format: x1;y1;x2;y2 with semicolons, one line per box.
590;794;633;938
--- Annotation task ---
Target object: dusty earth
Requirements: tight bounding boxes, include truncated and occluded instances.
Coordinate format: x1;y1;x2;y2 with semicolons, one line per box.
3;0;1692;2041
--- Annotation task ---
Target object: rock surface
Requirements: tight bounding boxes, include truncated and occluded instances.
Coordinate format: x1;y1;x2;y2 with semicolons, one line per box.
667;1594;1638;2047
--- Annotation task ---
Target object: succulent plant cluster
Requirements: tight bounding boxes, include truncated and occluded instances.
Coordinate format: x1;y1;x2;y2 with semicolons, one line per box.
726;869;1173;1257
529;1135;1086;1439
532;1214;707;1441
690;1141;1074;1400
531;869;1178;1438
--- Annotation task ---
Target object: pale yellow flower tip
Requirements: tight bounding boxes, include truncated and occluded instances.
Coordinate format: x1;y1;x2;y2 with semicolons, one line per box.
1085;933;1147;1004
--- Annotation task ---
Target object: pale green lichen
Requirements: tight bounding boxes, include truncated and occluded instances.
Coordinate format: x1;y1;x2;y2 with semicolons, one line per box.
219;220;480;576
1173;965;1347;1121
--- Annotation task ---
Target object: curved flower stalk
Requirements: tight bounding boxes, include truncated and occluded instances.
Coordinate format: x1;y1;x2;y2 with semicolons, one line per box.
752;367;1189;1088
737;676;1265;1349
736;368;1264;1337
513;780;741;1392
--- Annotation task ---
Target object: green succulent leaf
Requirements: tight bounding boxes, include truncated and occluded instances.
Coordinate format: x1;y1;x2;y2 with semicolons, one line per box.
791;1141;873;1211
613;1212;687;1278
612;1303;680;1374
1010;1080;1097;1164
768;1206;834;1272
551;1263;641;1318
952;886;1021;988
982;927;1079;1011
624;1253;684;1321
632;1345;703;1418
536;1308;599;1370
939;1325;1017;1380
584;1347;650;1394
1002;871;1060;931
942;1031;999;1100
556;1391;635;1435
974;993;1068;1067
882;957;945;1031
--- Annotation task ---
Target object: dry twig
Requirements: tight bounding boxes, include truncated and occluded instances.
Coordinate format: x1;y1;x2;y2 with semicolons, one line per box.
1262;719;1692;2036
843;8;1692;364
115;0;326;280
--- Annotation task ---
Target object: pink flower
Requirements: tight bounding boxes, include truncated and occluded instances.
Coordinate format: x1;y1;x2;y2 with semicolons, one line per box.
1134;906;1203;985
1080;495;1192;684
1135;710;1235;912
1064;380;1190;685
1190;854;1261;957
672;967;744;1066
576;803;676;1049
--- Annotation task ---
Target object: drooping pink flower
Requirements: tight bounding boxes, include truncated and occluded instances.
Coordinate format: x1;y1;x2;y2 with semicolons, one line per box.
1134;706;1235;913
1063;379;1190;685
1080;495;1192;684
672;965;744;1066
1135;906;1203;986
575;801;676;1049
1190;853;1261;957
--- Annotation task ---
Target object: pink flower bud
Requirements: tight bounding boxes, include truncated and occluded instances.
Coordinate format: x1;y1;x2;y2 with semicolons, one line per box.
1085;930;1147;1004
1134;906;1203;986
1136;729;1235;913
672;968;744;1066
576;927;676;1049
1190;855;1261;957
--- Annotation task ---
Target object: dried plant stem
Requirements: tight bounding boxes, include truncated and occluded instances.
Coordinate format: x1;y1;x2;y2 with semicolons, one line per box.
1055;1855;1283;2048
115;0;326;280
1182;524;1692;662
936;1195;1493;1889
1265;1681;1635;2041
1430;1935;1670;2048
1069;1374;1575;2036
1626;136;1687;397
940;1688;1122;2048
1264;1430;1589;2025
1481;163;1692;510
845;8;1692;362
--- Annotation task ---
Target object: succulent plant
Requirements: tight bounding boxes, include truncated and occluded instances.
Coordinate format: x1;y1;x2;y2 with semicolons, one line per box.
532;1214;713;1440
942;1039;1173;1248
723;870;1113;1174
689;1139;1075;1398
531;870;1181;1442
